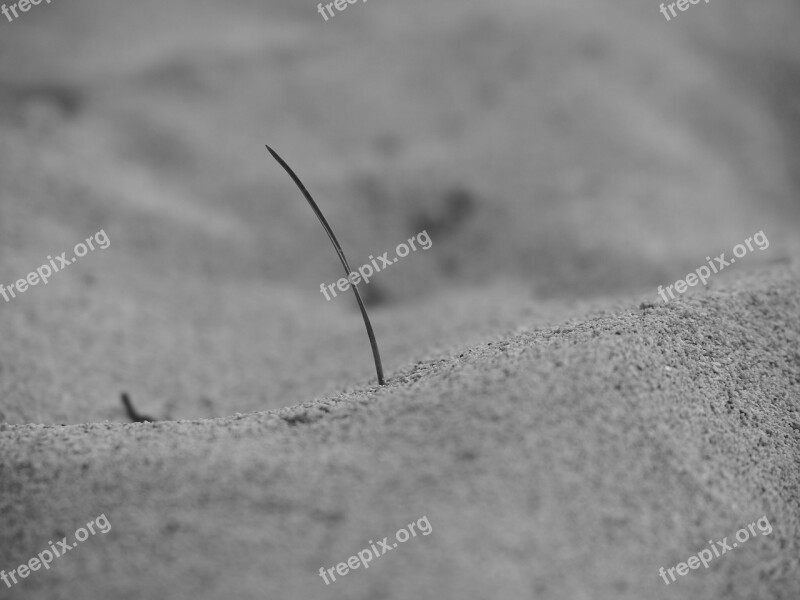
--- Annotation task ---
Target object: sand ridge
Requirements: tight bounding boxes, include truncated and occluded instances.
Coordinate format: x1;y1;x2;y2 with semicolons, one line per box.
1;266;798;599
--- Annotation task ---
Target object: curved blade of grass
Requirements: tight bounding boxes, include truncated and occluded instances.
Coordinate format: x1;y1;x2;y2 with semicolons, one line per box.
266;145;386;386
120;392;156;423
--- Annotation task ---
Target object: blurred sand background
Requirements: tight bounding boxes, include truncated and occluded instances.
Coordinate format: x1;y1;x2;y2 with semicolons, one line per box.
0;0;799;598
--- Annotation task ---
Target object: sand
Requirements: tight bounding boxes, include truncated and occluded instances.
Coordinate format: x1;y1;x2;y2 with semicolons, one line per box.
1;0;799;598
2;266;799;599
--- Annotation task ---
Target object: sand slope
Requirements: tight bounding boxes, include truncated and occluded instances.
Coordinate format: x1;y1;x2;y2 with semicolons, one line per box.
2;0;800;598
1;266;798;600
2;0;800;423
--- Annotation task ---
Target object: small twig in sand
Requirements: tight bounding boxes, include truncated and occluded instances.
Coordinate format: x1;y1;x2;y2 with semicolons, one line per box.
265;144;386;386
120;393;156;423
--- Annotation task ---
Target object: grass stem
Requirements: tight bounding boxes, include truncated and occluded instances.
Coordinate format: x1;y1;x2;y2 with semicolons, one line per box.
266;145;386;386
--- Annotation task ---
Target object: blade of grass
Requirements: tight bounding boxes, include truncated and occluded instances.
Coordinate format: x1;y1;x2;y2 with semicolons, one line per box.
120;393;156;423
266;145;386;386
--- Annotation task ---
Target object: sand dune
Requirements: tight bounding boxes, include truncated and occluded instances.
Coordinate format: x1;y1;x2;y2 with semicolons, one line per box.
1;266;798;599
1;0;799;598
